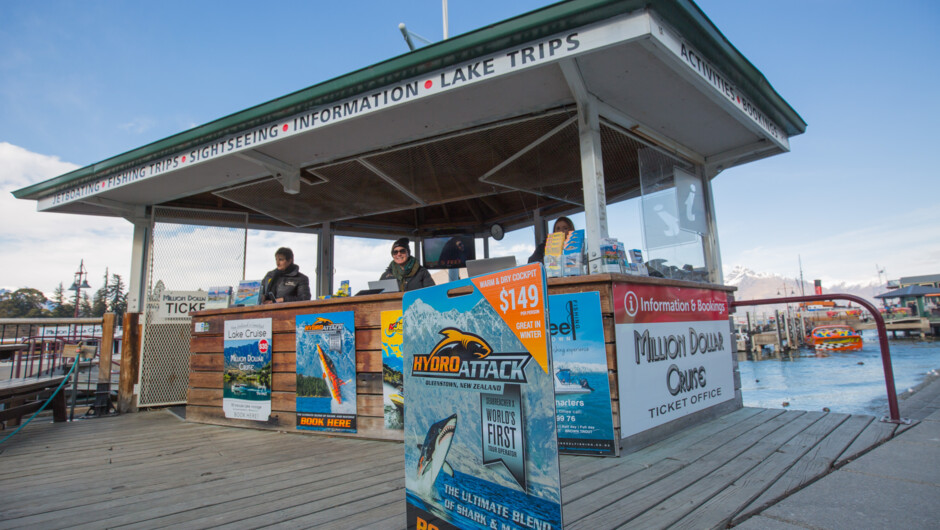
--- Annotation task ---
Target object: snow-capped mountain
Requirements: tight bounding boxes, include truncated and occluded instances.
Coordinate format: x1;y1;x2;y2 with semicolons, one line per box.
724;266;881;305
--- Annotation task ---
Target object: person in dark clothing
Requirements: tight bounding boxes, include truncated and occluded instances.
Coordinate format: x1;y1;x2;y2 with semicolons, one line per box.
380;237;435;292
259;247;311;304
527;216;575;263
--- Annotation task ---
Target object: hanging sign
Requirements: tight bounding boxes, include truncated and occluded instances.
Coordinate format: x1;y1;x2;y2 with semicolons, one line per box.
549;292;617;456
402;262;563;530
151;290;207;324
295;311;357;433
614;284;733;438
222;318;272;421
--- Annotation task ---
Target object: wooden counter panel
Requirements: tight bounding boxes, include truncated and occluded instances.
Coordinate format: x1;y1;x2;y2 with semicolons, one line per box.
357;373;382;394
189;371;221;389
185;404;403;442
191;353;221;371
190;335;222;353
273;372;295;392
188;388;221;407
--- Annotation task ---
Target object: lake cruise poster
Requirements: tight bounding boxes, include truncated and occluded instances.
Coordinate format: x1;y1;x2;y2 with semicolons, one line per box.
295;311;357;433
549;292;617;456
222;318;272;421
402;262;563;530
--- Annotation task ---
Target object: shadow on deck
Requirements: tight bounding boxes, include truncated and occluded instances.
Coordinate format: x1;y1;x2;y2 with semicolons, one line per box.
0;407;910;529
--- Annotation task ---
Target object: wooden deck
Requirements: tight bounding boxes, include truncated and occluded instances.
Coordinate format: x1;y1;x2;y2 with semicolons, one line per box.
0;407;905;529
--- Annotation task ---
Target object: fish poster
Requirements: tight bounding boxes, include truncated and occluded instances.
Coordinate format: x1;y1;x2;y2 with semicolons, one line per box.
403;262;563;530
382;310;405;430
222;318;272;421
295;311;357;433
549;292;617;456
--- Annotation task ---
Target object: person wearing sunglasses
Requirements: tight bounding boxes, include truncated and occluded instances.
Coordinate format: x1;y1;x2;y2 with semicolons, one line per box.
259;247;312;304
380;237;435;292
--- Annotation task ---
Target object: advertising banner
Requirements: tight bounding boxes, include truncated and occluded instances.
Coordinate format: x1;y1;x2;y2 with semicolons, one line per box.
223;318;272;421
295;311;357;433
614;284;733;438
382;310;405;430
402;262;563;530
549;292;617;456
152;290;207;324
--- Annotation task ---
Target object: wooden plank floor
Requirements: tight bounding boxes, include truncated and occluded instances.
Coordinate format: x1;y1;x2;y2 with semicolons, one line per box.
0;407;899;529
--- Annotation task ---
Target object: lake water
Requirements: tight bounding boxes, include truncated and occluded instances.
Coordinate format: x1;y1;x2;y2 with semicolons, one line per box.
738;335;940;416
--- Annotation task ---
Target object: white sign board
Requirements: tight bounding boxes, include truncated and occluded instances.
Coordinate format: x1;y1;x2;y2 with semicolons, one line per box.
151;291;208;324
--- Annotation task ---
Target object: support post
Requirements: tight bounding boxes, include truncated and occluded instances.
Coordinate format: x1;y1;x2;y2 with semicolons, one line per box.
94;313;116;416
316;222;334;298
560;59;609;273
127;221;149;313
118;313;141;413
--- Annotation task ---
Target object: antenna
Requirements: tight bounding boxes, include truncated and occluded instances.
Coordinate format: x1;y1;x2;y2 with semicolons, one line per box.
442;0;449;39
398;22;432;51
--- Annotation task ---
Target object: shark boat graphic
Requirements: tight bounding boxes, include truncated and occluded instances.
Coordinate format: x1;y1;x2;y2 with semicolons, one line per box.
415;414;457;499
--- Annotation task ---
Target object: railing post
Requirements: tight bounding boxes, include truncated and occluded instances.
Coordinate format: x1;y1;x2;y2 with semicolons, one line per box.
730;293;908;424
118;313;141;413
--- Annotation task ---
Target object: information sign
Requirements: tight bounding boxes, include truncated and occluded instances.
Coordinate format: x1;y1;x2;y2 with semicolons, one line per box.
613;284;733;438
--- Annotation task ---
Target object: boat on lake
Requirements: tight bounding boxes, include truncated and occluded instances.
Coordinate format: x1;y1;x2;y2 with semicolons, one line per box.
554;368;593;394
807;325;863;352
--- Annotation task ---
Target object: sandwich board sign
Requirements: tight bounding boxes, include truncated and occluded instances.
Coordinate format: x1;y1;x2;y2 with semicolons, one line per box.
402;262;563;529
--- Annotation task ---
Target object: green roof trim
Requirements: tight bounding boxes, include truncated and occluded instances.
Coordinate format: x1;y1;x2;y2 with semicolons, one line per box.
14;0;805;200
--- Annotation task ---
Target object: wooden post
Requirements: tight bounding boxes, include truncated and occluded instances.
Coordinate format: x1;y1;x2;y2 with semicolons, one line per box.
118;313;141;413
94;313;116;415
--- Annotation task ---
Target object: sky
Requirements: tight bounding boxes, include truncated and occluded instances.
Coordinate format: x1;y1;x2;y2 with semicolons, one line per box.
1;0;938;299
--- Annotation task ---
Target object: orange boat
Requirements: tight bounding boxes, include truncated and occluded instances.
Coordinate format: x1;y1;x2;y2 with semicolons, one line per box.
807;325;863;352
317;344;345;403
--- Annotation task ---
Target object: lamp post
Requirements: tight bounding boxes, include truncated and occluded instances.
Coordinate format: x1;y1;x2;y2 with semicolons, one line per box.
68;260;91;318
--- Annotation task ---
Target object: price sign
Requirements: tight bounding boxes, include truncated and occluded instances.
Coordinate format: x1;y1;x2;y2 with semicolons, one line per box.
471;262;549;373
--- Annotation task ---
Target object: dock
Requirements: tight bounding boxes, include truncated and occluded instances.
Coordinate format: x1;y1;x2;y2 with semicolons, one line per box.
0;402;921;529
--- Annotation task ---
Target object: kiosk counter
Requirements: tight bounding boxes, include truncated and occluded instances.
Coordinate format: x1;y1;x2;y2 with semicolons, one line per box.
187;274;739;452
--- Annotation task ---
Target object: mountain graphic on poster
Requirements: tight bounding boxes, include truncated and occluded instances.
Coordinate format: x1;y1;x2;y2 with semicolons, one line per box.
403;298;560;502
295;321;356;378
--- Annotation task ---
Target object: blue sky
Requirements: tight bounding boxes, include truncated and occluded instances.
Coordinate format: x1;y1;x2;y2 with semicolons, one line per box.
1;0;938;296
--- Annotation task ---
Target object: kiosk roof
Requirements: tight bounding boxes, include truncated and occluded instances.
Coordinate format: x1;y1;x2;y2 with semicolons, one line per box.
14;0;805;238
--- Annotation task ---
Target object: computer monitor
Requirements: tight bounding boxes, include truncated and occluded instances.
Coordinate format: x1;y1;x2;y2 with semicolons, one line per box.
465;256;517;278
423;235;475;269
368;279;400;293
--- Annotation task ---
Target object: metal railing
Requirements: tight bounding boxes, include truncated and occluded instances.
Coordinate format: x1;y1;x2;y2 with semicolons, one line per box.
0;316;119;420
731;294;908;424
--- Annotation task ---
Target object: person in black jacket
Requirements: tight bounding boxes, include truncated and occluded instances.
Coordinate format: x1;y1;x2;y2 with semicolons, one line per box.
380;237;435;292
259;247;311;304
527;216;574;263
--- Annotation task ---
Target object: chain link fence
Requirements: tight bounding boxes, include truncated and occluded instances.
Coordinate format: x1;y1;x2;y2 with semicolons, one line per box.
138;207;247;407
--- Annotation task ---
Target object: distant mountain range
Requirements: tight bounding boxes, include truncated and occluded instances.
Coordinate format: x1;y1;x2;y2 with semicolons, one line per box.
724;266;883;305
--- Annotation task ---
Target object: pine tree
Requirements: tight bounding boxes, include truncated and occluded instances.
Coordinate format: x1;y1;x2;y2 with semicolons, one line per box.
79;292;93;317
92;269;109;317
108;273;128;321
51;282;74;317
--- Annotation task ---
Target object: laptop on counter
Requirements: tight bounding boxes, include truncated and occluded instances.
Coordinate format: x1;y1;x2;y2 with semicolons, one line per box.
465;256;517;278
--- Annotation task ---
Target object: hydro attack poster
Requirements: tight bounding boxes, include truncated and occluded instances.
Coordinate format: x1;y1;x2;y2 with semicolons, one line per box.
295;311;357;433
403;262;563;530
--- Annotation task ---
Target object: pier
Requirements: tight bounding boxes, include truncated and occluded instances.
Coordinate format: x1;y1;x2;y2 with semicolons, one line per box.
0;401;925;529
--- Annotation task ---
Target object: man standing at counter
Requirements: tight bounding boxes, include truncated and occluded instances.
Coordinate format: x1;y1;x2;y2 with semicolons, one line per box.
381;238;435;292
259;247;312;304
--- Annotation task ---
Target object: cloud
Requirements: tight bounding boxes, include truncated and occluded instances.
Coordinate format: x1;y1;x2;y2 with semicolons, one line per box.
0;143;132;296
117;117;156;134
